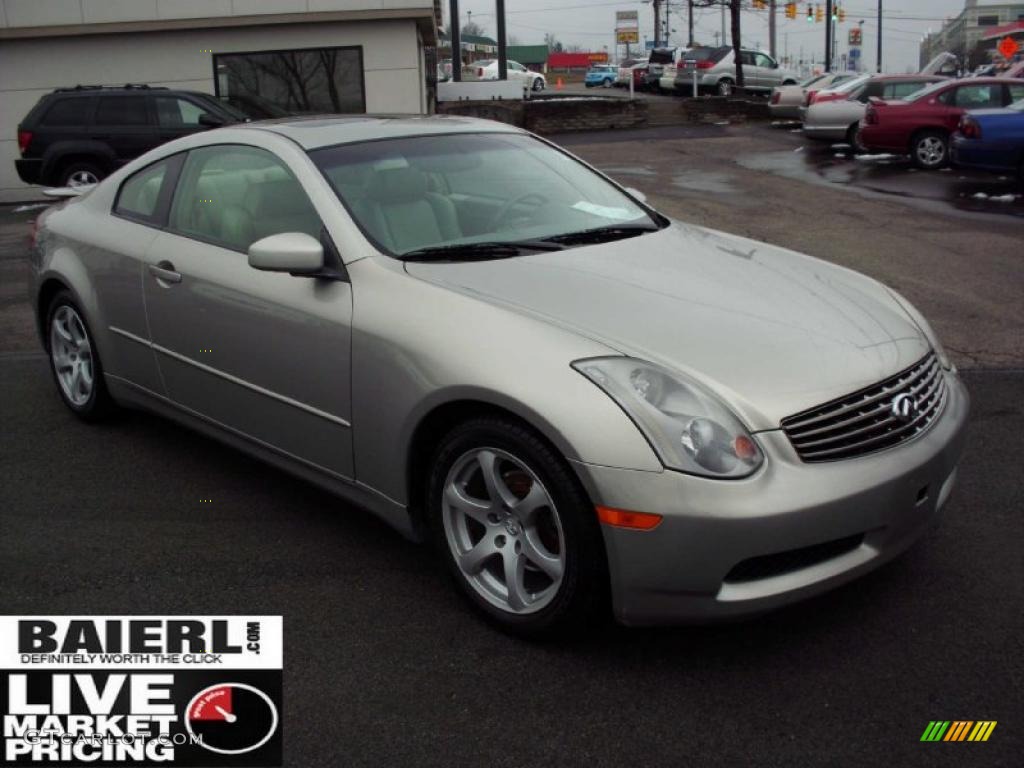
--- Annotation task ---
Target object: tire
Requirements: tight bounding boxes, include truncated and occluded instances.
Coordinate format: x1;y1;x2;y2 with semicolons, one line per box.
846;123;868;154
602;78;613;88
532;77;545;92
782;79;798;86
910;130;949;170
717;78;734;97
44;290;114;420
58;160;104;188
427;416;608;636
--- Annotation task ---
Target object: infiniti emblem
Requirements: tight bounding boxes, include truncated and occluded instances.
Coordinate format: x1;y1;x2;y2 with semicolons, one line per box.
891;393;918;423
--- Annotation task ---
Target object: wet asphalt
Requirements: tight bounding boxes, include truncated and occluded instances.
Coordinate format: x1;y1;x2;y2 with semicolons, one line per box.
1;119;1022;766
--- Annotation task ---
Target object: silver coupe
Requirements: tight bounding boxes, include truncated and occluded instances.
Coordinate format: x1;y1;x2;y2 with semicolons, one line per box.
29;116;969;634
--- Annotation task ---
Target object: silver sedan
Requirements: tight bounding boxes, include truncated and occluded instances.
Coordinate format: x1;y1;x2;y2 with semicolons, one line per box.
30;116;968;634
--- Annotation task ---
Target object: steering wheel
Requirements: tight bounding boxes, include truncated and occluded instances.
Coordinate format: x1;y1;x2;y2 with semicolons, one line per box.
488;193;550;231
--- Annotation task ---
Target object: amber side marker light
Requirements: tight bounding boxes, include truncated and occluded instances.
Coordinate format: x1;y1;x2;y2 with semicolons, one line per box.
596;506;663;530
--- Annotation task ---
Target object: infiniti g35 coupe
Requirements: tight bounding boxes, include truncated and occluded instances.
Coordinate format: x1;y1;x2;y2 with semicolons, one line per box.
29;115;969;634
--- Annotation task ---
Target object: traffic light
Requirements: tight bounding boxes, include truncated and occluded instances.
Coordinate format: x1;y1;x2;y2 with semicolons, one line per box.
786;2;797;20
815;4;824;23
752;0;766;9
806;4;814;22
832;2;839;21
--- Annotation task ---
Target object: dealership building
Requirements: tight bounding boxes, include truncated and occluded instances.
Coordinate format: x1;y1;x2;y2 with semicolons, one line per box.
0;0;441;202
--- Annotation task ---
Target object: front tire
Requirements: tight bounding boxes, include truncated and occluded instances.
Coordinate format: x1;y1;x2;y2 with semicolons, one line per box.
45;291;114;420
847;123;868;154
427;416;607;636
911;130;949;170
532;77;545;92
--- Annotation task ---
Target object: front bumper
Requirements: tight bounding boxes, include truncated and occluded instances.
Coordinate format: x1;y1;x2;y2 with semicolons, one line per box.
573;372;969;625
950;137;1018;174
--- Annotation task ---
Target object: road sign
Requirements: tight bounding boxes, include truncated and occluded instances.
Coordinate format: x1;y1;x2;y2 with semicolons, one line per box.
617;29;640;44
998;36;1020;60
849;28;862;46
616;10;639;24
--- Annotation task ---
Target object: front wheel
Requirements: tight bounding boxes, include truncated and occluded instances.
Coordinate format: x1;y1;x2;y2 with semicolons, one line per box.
532;77;545;92
428;417;607;635
45;291;114;420
602;78;613;88
717;78;734;97
847;123;868;154
911;130;949;169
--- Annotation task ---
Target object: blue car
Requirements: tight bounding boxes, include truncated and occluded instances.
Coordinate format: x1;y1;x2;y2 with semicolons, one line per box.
585;66;617;88
951;97;1024;180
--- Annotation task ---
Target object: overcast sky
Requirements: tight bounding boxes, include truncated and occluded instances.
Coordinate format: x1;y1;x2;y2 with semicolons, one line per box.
444;0;996;72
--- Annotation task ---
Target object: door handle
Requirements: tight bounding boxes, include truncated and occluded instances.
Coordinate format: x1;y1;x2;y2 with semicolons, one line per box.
149;261;182;284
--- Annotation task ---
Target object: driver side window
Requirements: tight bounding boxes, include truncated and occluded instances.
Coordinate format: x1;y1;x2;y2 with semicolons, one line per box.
168;145;321;253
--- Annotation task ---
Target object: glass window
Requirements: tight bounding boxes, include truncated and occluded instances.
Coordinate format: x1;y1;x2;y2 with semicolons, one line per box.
1006;84;1024;104
155;97;209;128
115;159;169;221
952;85;1001;108
740;52;757;67
311;133;657;257
169;145;320;252
42;98;94;126
214;46;364;116
977;15;999;26
95;96;149;126
888;81;932;99
755;54;775;68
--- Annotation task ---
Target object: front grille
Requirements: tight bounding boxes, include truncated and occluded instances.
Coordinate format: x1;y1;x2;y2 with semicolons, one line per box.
782;353;947;462
724;534;865;583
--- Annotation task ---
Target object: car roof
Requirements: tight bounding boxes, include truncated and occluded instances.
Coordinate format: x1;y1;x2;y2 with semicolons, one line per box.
245;114;524;149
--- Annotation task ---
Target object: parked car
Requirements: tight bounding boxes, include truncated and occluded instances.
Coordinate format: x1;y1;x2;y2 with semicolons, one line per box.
15;84;244;188
615;57;646;87
475;59;546;91
684;46;799;96
647;47;686;91
585;65;618;88
951;97;1024;180
30;115;967;634
860;77;1024;168
769;72;857;119
802;75;945;147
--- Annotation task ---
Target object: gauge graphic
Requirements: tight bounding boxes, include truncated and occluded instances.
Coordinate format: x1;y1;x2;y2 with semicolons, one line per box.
185;682;279;755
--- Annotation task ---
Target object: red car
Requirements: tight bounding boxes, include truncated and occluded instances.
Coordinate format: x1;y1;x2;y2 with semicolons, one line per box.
860;77;1024;169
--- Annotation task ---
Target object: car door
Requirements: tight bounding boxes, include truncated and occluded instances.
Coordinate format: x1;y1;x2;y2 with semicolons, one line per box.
142;143;355;479
508;61;527;84
739;51;760;87
92;94;161;165
755;53;779;88
944;83;1005;131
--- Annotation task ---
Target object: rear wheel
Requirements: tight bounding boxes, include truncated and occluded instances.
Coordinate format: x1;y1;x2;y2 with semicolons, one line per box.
59;161;104;188
846;123;868;154
911;130;949;170
45;291;114;420
427;416;607;635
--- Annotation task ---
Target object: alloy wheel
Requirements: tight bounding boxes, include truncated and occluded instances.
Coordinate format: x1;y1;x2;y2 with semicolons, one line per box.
67;170;99;187
442;447;565;614
50;305;94;406
916;136;946;168
718;80;734;97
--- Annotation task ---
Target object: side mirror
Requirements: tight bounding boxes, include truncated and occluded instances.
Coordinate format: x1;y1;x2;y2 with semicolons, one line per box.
198;113;226;127
248;232;324;275
624;187;648;203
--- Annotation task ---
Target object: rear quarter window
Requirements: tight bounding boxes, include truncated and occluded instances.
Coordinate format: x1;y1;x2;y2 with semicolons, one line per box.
95;96;150;126
41;98;95;126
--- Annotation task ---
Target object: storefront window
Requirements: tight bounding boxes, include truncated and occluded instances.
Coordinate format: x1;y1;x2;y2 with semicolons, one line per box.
214;46;365;118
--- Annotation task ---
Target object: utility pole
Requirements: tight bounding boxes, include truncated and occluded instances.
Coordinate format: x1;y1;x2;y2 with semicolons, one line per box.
824;0;833;71
721;3;727;48
877;0;883;72
653;0;661;47
769;1;777;58
688;0;695;47
665;1;670;46
449;0;461;81
496;0;507;80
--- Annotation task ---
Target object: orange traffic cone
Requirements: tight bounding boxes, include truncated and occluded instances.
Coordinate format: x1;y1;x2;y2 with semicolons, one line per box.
556;77;564;90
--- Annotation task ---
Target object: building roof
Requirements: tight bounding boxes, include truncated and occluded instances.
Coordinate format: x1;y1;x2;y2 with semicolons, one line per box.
981;20;1024;40
246;115;520;150
439;31;498;47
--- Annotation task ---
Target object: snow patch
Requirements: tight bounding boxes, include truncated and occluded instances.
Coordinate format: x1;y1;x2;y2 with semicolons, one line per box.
12;203;49;213
854;153;897;162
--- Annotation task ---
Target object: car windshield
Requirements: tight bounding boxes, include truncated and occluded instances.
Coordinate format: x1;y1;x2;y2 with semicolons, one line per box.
901;80;945;101
310;133;660;258
800;74;826;87
830;73;871;94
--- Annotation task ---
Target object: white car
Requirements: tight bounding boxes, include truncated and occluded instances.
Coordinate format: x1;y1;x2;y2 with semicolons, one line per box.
474;59;546;91
769;72;857;119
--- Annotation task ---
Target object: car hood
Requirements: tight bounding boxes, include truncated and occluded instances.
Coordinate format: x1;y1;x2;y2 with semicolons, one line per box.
405;223;929;431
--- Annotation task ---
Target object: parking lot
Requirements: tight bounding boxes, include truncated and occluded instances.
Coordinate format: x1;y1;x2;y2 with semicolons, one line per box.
2;121;1022;766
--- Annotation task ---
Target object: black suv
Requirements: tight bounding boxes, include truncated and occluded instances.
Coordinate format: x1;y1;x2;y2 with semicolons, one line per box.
16;84;247;188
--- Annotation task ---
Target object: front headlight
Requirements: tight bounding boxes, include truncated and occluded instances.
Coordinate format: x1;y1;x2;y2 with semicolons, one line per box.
572;357;763;479
887;289;954;372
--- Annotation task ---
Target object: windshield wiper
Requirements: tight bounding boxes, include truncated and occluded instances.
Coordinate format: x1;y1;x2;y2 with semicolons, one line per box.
542;224;659;246
400;240;565;261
